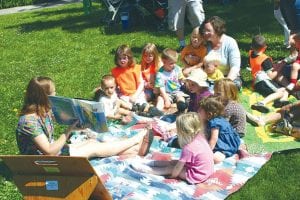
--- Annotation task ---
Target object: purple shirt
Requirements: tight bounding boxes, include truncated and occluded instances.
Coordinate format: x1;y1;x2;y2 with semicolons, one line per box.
179;134;214;184
188;89;212;112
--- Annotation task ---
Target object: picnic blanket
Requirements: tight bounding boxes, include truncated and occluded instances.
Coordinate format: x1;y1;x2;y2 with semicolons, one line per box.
90;137;271;200
73;118;272;200
243;88;298;143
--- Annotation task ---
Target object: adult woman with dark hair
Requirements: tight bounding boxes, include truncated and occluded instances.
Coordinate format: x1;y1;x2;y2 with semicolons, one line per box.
16;76;152;157
200;16;242;90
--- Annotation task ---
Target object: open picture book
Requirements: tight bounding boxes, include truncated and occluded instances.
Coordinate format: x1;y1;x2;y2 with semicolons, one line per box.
49;96;108;133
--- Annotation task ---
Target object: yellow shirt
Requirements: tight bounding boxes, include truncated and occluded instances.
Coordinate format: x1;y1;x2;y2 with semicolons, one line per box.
207;69;224;81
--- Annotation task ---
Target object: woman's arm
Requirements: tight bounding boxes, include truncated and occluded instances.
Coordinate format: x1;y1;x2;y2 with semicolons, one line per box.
208;128;219;150
33;122;77;155
225;36;241;80
171;161;185;178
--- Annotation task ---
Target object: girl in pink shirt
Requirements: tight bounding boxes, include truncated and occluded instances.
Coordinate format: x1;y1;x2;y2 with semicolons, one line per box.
131;112;214;184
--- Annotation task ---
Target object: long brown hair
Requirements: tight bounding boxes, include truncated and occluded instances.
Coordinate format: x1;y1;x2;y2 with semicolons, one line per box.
199;95;224;120
114;44;135;67
20;76;54;117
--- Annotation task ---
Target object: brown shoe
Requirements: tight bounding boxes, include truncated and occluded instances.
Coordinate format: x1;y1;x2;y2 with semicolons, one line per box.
138;129;154;156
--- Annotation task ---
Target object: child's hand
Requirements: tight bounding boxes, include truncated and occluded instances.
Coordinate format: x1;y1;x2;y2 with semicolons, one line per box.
129;95;137;103
145;82;154;89
65;120;82;138
165;99;171;108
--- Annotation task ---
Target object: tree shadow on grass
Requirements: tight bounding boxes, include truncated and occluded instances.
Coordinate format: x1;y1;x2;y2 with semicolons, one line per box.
5;8;106;33
4;2;170;36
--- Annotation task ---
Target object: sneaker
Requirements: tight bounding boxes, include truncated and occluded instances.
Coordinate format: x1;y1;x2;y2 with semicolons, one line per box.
246;112;265;126
273;100;290;108
292;90;300;100
176;101;188;113
138;103;148;113
147;106;164;117
251;102;270;113
273;118;293;135
131;104;139;112
286;83;295;91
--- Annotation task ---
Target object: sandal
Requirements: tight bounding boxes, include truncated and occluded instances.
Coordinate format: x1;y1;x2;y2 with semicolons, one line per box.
138;129;154;156
138;103;148;113
148;106;164;117
251;102;270;113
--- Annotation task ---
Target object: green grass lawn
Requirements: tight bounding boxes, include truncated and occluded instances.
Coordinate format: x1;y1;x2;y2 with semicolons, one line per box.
0;0;299;199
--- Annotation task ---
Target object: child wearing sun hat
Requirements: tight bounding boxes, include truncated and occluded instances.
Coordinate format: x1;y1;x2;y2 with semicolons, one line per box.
186;68;212;112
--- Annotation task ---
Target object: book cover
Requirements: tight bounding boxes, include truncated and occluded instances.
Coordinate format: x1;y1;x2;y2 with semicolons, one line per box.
49;96;108;133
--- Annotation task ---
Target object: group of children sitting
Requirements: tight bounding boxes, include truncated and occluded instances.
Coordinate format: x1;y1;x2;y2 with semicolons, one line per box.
87;29;300;184
93;29;226;121
249;34;300;113
88;29;255;184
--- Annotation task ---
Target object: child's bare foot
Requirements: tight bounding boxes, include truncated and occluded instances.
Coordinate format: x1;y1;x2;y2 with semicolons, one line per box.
246;112;265;126
122;115;133;124
130;162;153;173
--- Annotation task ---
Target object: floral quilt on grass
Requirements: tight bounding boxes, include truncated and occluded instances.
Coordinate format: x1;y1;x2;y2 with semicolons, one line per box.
90;138;272;200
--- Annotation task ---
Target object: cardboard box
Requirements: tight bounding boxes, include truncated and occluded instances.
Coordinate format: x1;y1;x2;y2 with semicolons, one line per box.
0;155;112;200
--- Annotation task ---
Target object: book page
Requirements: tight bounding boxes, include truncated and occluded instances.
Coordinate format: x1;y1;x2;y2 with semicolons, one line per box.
77;100;109;133
49;96;79;125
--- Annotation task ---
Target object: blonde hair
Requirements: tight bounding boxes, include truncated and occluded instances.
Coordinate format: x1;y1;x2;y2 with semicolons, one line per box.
141;43;160;72
203;52;221;67
161;48;178;63
100;74;115;89
214;78;239;102
176;112;202;148
189;28;204;44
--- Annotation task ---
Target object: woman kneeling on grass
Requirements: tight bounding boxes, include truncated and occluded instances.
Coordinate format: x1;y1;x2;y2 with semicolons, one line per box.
16;76;152;158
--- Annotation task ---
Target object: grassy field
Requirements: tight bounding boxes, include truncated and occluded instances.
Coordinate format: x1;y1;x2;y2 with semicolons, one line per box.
0;0;299;199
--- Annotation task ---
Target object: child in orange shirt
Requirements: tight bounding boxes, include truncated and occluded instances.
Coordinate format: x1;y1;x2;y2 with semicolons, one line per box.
141;43;162;101
111;44;163;117
181;29;207;77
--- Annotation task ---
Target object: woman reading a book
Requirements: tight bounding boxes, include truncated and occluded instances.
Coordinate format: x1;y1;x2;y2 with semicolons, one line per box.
16;76;152;158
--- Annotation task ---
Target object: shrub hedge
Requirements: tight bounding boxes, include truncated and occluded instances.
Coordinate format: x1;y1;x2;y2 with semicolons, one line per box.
0;0;58;9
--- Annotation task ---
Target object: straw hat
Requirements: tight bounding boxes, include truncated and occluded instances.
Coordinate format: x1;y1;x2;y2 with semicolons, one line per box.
186;69;208;87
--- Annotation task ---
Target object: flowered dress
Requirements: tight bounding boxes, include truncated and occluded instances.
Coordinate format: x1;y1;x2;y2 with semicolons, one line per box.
16;113;54;155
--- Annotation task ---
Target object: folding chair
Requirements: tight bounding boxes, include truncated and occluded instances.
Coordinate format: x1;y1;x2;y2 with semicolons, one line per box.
0;155;112;200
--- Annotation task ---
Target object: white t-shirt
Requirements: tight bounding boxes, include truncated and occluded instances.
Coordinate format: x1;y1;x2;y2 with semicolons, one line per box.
99;93;119;117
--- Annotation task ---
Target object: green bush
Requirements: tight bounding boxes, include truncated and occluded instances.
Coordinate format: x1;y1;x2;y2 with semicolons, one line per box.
0;0;59;9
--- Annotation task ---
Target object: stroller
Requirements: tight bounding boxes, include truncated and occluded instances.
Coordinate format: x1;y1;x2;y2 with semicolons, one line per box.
101;0;168;30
